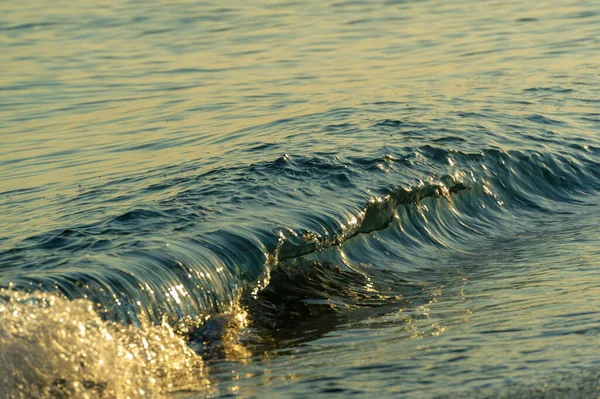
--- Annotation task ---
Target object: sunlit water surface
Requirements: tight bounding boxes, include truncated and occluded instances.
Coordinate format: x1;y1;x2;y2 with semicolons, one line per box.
1;0;600;397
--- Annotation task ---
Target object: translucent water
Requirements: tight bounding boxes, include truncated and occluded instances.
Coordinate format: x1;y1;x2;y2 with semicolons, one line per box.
1;0;600;397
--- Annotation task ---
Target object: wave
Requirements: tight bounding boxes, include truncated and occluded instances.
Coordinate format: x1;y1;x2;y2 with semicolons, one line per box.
1;144;599;396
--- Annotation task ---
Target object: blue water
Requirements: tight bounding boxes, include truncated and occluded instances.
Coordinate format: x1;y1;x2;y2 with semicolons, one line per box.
1;0;600;397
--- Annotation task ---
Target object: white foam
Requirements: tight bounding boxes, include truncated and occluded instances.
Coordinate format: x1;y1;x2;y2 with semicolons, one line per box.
0;289;208;398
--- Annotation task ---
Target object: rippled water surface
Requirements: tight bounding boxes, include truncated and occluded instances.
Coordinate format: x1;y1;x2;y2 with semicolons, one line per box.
1;0;600;397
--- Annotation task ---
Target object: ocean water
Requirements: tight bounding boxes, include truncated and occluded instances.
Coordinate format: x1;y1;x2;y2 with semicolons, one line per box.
1;0;600;397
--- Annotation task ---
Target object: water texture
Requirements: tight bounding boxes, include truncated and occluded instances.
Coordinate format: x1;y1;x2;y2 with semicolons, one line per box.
1;0;600;397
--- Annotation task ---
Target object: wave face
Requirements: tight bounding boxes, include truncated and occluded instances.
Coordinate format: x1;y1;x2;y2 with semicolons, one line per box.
2;0;600;397
4;142;598;324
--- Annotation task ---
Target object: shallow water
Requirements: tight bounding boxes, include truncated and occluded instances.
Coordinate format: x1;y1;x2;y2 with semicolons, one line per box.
1;0;600;397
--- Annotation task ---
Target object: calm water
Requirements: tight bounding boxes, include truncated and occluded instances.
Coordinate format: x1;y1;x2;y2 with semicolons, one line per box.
1;0;600;397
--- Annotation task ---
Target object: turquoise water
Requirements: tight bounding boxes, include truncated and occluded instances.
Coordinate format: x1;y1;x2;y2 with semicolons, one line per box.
1;0;600;397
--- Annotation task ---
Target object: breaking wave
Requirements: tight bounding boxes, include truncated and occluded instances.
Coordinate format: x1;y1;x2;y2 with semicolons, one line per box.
1;142;599;396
